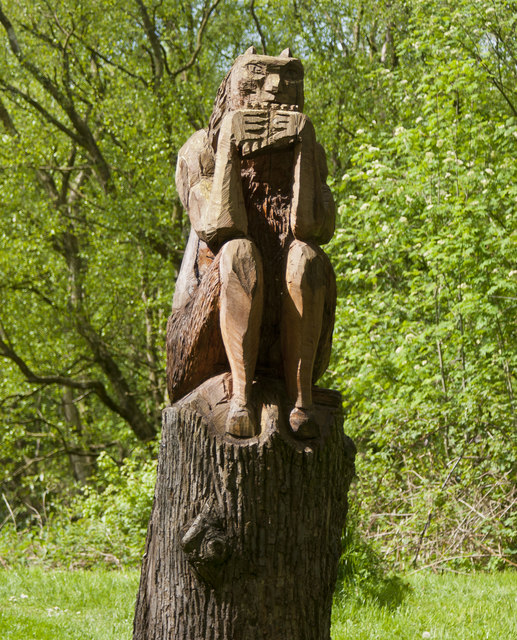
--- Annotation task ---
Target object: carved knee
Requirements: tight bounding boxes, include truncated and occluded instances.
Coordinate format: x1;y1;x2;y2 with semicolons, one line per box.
285;240;328;292
220;239;263;298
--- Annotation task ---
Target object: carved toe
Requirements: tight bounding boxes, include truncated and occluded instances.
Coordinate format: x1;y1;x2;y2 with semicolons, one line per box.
226;402;258;438
289;406;319;439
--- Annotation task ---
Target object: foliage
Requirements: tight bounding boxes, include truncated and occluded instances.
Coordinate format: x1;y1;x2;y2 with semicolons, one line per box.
0;0;253;528
323;0;517;569
0;452;155;569
0;0;515;572
337;506;410;607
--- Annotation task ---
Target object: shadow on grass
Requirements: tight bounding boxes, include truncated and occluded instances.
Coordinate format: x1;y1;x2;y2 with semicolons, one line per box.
333;518;411;610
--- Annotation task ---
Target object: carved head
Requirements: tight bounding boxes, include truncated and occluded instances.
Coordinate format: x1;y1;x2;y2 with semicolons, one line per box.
208;47;304;149
228;46;304;110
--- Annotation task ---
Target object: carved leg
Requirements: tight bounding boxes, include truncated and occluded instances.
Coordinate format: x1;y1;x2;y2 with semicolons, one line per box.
219;239;263;437
282;240;330;438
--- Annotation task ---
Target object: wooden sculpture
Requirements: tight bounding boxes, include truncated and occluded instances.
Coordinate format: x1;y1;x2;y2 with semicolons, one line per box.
134;48;355;640
166;46;336;439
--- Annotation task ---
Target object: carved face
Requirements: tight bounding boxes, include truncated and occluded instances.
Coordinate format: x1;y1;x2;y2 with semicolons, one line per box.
228;53;304;111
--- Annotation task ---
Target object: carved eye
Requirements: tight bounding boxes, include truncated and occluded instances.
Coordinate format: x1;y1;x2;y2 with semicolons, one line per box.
282;67;302;82
246;63;265;75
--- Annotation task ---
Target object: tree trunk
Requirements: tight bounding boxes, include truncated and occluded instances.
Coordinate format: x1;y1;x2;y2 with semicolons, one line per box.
133;372;355;640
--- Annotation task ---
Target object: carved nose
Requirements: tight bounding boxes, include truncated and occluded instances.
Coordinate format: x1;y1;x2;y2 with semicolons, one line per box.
265;73;281;93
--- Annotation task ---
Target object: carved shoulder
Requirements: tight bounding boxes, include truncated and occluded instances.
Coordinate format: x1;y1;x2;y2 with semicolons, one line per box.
175;129;214;210
315;142;335;245
315;142;329;180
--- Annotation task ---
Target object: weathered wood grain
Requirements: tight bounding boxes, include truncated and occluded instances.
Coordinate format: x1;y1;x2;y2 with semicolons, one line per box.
136;49;355;640
167;48;337;435
133;373;355;640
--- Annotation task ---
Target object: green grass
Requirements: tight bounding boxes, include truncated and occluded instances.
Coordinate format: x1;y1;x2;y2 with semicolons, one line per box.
332;571;517;640
0;569;139;639
0;569;516;639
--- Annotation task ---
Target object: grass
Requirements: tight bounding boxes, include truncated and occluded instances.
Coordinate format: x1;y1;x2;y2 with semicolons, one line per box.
0;569;139;640
0;569;516;639
332;571;517;640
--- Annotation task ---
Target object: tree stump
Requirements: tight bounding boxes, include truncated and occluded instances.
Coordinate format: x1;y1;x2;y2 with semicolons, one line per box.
133;373;355;640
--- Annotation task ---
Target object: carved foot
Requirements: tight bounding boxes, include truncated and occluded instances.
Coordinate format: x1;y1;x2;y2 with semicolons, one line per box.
226;400;258;438
289;406;319;439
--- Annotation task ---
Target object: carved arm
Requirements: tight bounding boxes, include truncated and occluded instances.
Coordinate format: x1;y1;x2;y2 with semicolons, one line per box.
204;114;248;250
175;123;248;254
187;108;307;251
290;117;335;245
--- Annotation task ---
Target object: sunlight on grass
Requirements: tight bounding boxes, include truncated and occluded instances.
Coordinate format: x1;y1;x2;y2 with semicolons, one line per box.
0;569;516;639
332;571;517;640
0;569;139;640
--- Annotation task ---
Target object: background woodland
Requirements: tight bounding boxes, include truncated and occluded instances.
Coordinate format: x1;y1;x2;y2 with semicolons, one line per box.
0;0;515;574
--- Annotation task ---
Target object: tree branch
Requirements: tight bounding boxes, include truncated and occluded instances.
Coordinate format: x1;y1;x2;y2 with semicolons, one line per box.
0;80;82;145
456;19;517;118
249;0;268;55
0;317;154;440
0;2;20;55
0;3;71;108
0;320;118;414
135;0;164;88
77;320;157;439
0;95;17;134
71;33;148;88
0;4;112;191
171;0;223;79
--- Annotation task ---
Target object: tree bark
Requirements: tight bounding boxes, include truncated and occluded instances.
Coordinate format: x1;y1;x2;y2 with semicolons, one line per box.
133;372;355;640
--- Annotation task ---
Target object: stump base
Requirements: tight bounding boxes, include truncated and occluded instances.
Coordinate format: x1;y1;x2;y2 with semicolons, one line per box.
134;373;355;640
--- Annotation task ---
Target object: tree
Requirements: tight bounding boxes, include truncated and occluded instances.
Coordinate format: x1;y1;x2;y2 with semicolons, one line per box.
327;0;517;568
0;0;232;513
1;0;515;571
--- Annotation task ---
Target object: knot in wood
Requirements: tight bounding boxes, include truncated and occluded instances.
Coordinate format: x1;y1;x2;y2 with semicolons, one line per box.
180;500;230;586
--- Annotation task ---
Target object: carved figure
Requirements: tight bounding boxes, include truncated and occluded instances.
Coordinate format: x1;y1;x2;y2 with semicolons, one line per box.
167;46;336;438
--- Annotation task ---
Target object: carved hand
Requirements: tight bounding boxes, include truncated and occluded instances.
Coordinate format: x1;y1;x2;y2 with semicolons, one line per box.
221;109;309;158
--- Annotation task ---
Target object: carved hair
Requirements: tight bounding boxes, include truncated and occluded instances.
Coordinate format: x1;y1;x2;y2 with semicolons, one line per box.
207;68;232;152
208;46;260;149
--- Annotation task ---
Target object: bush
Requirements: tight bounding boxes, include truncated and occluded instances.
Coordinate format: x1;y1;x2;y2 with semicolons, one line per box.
0;452;156;569
336;504;410;608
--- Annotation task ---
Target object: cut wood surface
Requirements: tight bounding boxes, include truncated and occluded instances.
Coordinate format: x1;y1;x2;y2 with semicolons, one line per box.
167;48;337;436
133;373;356;640
140;49;356;640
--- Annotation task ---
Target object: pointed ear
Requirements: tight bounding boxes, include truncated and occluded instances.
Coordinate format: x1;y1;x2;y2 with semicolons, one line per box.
245;46;257;55
280;47;292;57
